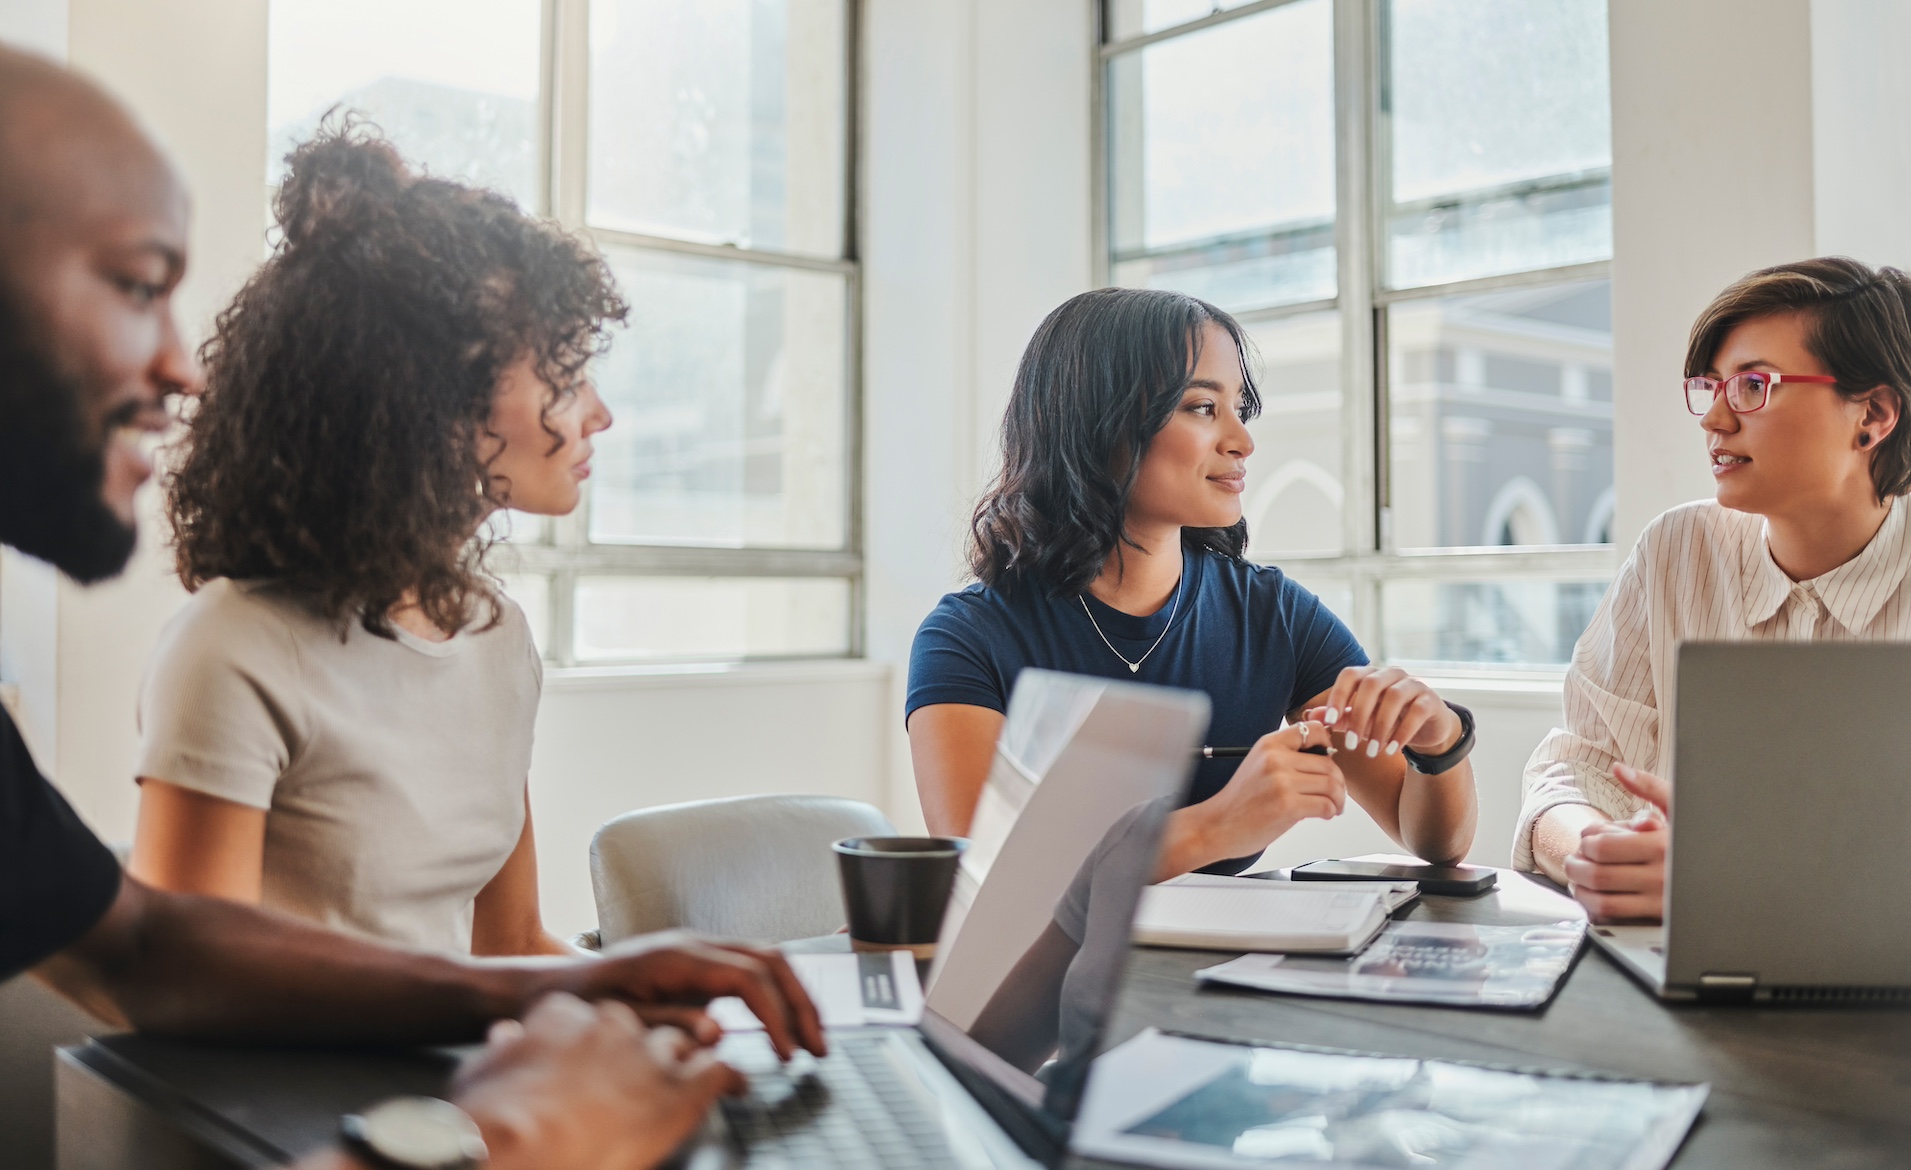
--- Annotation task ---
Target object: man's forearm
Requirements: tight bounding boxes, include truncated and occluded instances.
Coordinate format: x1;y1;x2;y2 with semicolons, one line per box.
49;877;551;1044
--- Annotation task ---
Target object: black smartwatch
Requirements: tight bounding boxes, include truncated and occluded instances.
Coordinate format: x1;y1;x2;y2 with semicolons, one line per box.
340;1097;488;1170
1401;701;1475;776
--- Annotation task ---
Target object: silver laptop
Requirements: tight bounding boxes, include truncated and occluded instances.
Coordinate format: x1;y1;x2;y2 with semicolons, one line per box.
687;669;1210;1167
1591;642;1911;1003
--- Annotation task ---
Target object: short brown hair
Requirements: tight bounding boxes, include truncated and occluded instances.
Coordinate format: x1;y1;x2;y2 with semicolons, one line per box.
1686;256;1911;500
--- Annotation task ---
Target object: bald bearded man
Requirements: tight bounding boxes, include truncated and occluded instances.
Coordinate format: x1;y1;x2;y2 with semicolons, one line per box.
0;46;822;1170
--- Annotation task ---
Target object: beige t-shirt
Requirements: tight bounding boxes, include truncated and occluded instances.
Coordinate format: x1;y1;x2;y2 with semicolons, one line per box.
136;578;541;953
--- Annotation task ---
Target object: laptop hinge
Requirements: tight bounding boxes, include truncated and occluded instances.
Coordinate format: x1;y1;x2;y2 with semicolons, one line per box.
1696;972;1758;1003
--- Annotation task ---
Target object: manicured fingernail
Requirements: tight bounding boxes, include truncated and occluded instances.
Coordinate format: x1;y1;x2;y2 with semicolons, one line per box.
1325;707;1339;723
1365;739;1379;757
1344;731;1359;749
1385;741;1399;755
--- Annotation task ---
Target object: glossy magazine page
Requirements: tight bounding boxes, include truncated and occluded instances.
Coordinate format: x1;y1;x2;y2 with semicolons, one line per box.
1195;920;1587;1009
1074;1029;1707;1170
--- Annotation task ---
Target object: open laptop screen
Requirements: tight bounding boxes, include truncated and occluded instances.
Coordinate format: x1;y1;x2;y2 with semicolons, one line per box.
916;669;1209;1125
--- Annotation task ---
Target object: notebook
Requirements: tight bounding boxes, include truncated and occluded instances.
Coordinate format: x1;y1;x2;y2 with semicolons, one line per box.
1132;875;1418;953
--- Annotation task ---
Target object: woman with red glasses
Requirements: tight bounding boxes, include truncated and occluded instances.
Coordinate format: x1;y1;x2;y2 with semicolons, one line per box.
1516;257;1911;922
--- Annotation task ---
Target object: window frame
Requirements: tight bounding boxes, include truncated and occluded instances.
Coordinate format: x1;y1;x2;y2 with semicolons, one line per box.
1094;0;1617;671
494;0;866;666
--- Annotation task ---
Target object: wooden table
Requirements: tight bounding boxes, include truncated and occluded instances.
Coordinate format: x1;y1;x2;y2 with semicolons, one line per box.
56;872;1911;1168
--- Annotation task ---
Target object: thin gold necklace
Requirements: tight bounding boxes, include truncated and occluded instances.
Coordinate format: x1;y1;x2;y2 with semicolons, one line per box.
1079;580;1182;674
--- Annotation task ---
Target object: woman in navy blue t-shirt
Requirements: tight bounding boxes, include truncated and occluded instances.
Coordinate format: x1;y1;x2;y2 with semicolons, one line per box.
908;288;1479;877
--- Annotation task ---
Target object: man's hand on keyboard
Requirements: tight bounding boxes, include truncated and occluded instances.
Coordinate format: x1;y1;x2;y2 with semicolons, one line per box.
556;929;829;1060
452;992;745;1170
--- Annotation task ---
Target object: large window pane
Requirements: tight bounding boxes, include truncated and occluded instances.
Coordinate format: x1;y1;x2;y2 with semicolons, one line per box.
1107;0;1336;313
1383;0;1610;288
1384;578;1608;669
266;0;541;207
588;0;847;257
1388;280;1613;550
589;248;848;550
1242;311;1343;556
574;576;850;661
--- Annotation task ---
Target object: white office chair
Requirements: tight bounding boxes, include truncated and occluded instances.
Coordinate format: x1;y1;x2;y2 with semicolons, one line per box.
589;794;898;946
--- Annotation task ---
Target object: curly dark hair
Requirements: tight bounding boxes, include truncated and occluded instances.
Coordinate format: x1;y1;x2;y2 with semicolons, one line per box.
169;123;627;637
969;287;1262;594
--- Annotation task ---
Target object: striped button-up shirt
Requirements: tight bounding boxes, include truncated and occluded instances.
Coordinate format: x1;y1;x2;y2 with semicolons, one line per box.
1513;493;1911;870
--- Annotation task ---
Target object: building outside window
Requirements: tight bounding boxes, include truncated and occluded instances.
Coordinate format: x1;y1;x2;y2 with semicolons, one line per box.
267;0;860;666
1102;0;1614;672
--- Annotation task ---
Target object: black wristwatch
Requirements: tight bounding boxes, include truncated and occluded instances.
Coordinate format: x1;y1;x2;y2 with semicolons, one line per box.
1402;701;1475;776
340;1097;488;1170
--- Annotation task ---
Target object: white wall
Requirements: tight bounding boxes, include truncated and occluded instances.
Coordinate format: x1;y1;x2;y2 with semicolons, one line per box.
1607;0;1817;549
0;0;65;57
1810;0;1911;269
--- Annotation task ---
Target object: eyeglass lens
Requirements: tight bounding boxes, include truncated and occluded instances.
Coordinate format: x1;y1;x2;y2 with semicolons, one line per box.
1685;372;1769;414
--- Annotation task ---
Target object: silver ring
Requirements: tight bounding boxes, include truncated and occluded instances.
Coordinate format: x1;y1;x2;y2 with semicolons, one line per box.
1296;723;1310;748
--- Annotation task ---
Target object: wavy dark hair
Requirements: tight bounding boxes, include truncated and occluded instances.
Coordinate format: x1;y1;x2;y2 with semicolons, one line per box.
169;123;627;637
1687;256;1911;500
969;287;1262;594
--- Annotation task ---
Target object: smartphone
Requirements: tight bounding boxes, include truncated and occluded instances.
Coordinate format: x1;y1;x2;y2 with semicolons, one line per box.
1290;858;1497;896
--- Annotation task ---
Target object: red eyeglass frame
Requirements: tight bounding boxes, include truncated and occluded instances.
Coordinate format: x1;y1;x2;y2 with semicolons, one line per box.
1683;371;1838;416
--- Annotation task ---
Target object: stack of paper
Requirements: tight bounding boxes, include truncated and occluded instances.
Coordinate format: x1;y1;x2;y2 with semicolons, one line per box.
1132;875;1418;954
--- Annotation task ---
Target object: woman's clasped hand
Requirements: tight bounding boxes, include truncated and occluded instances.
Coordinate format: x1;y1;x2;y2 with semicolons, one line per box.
1305;665;1466;761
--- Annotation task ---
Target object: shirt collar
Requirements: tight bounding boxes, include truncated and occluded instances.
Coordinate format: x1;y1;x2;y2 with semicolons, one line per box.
1740;494;1911;631
1738;521;1793;627
1812;493;1911;633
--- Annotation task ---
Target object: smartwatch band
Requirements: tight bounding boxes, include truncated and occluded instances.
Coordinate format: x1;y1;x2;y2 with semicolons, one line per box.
1401;701;1475;776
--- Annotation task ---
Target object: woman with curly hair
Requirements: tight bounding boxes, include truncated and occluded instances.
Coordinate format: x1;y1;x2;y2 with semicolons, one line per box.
126;128;624;956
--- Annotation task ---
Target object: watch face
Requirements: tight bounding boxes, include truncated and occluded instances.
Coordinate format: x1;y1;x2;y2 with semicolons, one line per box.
355;1097;487;1169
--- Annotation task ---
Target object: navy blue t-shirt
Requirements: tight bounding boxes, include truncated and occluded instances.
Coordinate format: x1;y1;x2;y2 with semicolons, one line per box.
907;547;1367;872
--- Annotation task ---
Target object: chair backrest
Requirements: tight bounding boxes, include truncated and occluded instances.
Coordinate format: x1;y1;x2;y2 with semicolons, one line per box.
590;794;898;945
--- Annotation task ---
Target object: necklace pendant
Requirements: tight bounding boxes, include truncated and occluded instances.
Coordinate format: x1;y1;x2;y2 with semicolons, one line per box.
1128;662;1140;674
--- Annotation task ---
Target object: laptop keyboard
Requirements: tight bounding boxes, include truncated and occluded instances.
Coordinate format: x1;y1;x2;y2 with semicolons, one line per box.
718;1031;963;1168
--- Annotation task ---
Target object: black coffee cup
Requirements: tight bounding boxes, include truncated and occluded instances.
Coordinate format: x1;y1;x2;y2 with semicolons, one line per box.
832;836;967;959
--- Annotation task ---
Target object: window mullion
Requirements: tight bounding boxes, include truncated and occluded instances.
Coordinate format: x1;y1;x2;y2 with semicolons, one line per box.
549;0;590;229
547;565;579;667
1334;0;1381;650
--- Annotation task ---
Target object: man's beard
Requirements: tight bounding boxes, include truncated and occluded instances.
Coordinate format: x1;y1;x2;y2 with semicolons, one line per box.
0;303;139;585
